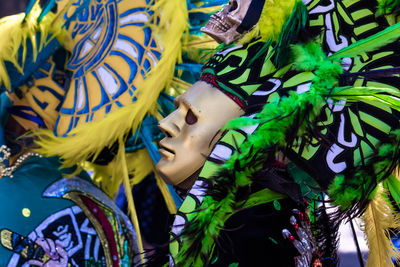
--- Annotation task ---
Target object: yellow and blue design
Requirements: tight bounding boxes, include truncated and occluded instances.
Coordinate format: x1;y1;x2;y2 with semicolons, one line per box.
55;0;161;136
1;0;162;137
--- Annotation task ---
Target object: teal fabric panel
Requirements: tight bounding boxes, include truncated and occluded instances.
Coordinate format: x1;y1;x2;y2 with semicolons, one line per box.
0;156;74;264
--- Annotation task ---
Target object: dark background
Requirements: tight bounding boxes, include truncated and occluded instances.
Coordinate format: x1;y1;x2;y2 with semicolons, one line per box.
0;0;28;19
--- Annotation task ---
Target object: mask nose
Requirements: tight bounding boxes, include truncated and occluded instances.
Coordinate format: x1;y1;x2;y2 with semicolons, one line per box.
158;110;184;138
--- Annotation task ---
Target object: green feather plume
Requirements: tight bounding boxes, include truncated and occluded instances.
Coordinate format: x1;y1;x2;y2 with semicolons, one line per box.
248;0;308;67
377;0;400;15
330;21;400;60
328;130;400;211
330;86;400;112
273;0;308;68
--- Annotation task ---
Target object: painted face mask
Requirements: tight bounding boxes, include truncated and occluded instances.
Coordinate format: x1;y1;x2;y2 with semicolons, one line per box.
156;81;244;185
201;0;266;44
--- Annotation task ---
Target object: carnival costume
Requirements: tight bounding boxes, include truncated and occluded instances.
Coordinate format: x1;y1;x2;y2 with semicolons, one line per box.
0;0;228;265
6;0;400;266
168;0;400;266
0;1;148;265
0;0;185;264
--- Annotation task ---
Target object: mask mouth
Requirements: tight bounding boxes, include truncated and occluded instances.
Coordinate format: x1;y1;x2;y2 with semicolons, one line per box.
159;142;175;157
207;14;231;32
201;13;233;44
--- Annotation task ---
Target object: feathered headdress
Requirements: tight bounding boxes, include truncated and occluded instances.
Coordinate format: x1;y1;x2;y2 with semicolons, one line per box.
172;0;400;266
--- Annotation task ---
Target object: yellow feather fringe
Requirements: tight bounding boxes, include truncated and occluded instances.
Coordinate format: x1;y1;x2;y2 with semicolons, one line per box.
87;148;154;197
259;0;296;41
155;172;177;214
0;3;71;91
237;0;296;44
362;184;400;267
183;34;217;64
118;139;145;264
34;0;189;168
87;145;177;221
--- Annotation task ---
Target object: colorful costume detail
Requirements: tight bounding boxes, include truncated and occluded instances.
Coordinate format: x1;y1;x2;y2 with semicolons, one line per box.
171;0;400;266
0;0;228;265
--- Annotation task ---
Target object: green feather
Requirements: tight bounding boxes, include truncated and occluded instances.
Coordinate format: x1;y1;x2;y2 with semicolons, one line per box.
248;0;308;67
237;188;286;210
328;129;400;210
273;0;308;68
330;21;400;60
248;39;273;66
377;0;400;15
331;86;400;112
333;86;400;97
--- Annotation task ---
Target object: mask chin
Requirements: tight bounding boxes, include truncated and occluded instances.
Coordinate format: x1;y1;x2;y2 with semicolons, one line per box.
201;26;240;44
175;169;202;190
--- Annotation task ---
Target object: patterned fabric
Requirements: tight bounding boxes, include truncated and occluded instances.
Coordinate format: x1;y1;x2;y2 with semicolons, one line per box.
288;0;400;189
5;0;162;136
9;52;69;131
0;157;139;266
199;41;277;109
55;0;161;136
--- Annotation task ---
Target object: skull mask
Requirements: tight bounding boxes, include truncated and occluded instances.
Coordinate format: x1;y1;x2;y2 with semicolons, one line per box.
201;0;265;44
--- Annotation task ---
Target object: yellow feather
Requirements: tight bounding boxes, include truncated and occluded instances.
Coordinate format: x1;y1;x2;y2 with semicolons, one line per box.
52;0;75;26
85;146;178;214
362;184;400;267
127;149;177;214
155;172;177;214
239;0;296;42
85;148;152;197
188;5;223;14
118;139;145;264
126;150;154;185
0;3;71;92
167;77;192;97
183;34;218;64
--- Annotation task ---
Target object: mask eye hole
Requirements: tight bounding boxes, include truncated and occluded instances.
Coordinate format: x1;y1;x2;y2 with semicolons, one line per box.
229;0;238;12
185;109;198;125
